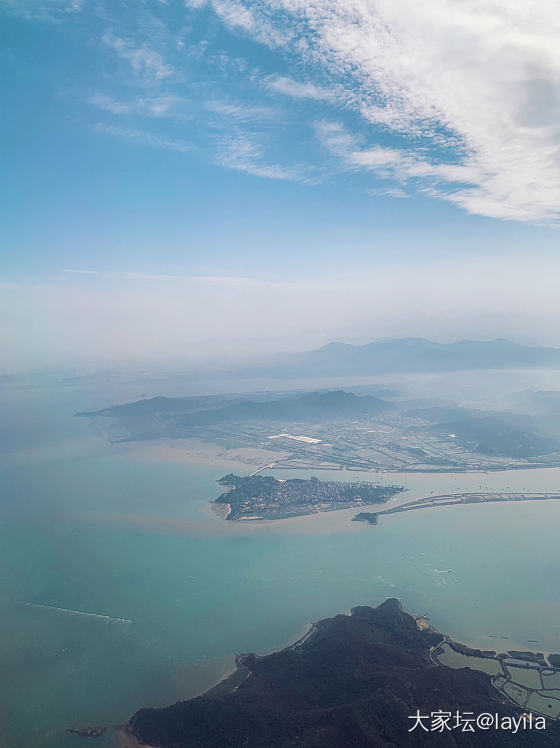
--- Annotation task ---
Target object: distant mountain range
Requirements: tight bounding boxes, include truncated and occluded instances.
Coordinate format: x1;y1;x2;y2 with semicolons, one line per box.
243;338;560;378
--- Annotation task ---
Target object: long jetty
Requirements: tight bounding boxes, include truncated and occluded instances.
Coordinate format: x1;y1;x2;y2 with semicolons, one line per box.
370;491;560;524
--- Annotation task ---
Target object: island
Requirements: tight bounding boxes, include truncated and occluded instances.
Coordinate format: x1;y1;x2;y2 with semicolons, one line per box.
214;474;404;520
352;511;379;525
126;599;560;747
66;726;106;738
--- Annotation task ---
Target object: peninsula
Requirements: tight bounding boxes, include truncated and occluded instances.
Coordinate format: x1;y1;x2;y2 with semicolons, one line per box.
127;599;560;747
214;473;404;520
75;385;560;474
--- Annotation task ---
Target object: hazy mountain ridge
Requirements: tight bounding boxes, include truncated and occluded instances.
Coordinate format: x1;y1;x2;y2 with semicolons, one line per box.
78;390;391;424
243;338;560;378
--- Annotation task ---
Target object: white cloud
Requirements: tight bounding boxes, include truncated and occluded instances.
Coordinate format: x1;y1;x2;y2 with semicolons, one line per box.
62;268;100;275
201;0;560;222
314;120;356;156
102;31;174;83
90;94;133;115
90;93;190;120
204;100;277;123
369;187;411;200
199;0;288;48
0;0;84;20
13;0;560;220
122;272;182;280
94;123;192;152
216;133;306;181
265;75;335;102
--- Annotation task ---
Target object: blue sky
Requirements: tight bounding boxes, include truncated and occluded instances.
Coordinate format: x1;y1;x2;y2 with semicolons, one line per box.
2;1;560;370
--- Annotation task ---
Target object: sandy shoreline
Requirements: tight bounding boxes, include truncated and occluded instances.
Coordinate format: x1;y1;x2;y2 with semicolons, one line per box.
113;437;290;472
116;725;156;748
211;501;231;519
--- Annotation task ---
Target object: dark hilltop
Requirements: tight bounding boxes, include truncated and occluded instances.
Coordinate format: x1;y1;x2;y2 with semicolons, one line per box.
127;599;560;747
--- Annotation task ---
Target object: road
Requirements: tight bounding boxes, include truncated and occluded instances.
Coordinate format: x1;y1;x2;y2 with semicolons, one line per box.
373;491;560;521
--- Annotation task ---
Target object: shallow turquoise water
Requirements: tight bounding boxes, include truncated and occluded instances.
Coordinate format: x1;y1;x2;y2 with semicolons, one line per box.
2;385;560;747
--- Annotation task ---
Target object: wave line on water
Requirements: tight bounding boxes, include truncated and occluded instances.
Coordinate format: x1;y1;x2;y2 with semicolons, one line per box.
1;598;132;624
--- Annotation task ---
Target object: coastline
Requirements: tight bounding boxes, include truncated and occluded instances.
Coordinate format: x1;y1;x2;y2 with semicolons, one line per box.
13;453;560;743
113;437;290;472
210;500;231;520
116;725;155;748
77;600;560;747
125;599;560;748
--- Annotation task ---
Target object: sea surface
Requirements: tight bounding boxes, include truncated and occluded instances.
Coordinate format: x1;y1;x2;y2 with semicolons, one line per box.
2;379;560;747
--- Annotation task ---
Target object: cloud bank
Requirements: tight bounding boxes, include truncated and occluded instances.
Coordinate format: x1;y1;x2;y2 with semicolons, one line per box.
199;0;560;222
10;0;559;221
2;258;560;371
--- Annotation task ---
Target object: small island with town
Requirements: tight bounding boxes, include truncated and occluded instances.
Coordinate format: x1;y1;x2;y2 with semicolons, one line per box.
213;473;405;520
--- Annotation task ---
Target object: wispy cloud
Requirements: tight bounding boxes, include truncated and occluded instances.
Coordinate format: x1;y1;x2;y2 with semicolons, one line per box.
102;31;174;83
90;93;190;120
14;0;560;221
216;133;306;182
204;100;277;123
265;76;335;103
317;120;484;203
0;0;84;21
369;187;411;200
94;123;192;152
198;0;560;222
90;95;133;116
62;269;183;281
191;0;288;49
122;272;182;281
62;268;100;275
